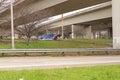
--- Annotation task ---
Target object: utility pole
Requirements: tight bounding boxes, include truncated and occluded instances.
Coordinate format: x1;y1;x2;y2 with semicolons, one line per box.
61;14;64;39
10;0;15;49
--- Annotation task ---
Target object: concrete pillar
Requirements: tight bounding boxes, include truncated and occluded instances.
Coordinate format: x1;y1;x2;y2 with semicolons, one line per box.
85;26;92;39
112;0;120;48
91;32;94;39
71;25;75;39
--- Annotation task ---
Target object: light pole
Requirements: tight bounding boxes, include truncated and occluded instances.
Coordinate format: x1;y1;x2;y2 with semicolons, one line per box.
10;0;15;49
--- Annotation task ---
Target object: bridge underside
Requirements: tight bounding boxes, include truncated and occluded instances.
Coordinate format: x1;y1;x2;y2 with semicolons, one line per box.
0;0;111;27
46;17;112;39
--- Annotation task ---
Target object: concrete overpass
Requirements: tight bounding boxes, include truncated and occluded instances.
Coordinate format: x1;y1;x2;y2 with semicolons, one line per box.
36;2;112;39
0;0;110;26
46;2;112;29
0;0;120;48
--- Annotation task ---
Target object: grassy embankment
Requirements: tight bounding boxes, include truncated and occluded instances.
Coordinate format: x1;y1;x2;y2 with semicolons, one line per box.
0;38;112;49
0;38;116;56
0;65;119;80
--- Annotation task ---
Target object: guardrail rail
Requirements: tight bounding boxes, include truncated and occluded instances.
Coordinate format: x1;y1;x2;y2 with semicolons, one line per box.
0;48;120;53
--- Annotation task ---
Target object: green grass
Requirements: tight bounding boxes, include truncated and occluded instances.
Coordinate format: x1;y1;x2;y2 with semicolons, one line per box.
0;39;112;49
0;65;120;80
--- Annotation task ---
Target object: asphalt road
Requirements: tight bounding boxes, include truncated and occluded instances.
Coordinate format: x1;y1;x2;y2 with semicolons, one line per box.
0;56;120;70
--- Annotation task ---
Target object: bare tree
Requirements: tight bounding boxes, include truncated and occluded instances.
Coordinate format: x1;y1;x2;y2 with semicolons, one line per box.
15;8;51;46
16;22;39;46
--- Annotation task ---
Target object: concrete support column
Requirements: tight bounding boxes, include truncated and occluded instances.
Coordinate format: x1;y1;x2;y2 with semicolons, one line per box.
71;25;75;39
91;32;94;39
85;26;92;39
112;0;120;48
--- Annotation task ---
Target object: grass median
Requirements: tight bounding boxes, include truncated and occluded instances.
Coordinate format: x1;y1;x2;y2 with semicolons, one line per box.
0;65;119;80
